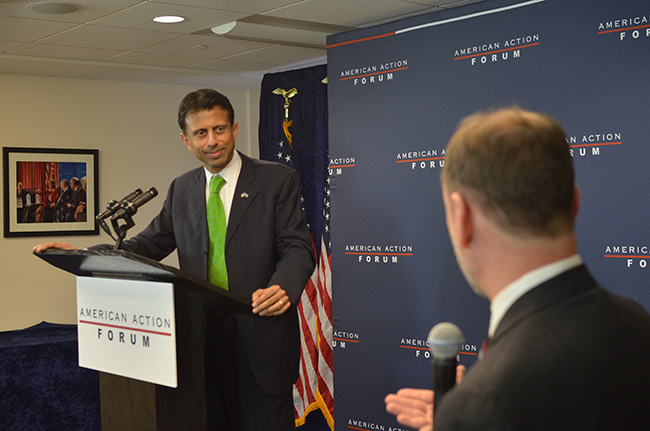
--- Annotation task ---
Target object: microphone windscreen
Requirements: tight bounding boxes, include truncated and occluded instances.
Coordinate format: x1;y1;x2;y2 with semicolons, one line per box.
428;322;464;360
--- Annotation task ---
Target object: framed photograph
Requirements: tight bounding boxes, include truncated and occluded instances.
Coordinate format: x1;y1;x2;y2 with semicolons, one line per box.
3;147;99;237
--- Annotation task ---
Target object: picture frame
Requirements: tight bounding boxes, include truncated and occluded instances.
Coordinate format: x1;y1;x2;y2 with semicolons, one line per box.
3;147;99;237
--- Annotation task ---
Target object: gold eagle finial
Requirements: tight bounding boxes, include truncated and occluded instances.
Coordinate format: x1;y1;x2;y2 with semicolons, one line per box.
273;87;298;120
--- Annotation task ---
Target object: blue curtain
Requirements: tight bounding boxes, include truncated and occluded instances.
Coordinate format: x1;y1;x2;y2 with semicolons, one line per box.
259;64;329;245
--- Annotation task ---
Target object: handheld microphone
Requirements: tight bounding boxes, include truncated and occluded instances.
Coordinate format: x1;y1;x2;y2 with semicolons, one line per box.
428;322;464;414
111;187;158;220
96;188;143;220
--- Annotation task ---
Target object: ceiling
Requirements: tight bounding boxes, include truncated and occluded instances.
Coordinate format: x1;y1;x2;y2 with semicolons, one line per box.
0;0;484;90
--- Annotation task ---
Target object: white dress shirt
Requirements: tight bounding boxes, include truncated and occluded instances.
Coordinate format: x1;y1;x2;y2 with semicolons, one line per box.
488;254;583;337
203;150;242;224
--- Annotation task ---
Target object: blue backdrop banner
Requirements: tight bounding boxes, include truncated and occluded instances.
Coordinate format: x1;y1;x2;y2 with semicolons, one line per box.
326;0;650;428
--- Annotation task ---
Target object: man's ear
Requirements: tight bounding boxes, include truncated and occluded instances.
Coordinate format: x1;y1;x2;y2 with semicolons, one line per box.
180;133;191;152
232;121;239;142
449;191;474;247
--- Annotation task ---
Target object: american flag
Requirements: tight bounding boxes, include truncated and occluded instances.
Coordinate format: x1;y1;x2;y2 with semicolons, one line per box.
46;162;58;184
259;66;332;427
271;132;334;428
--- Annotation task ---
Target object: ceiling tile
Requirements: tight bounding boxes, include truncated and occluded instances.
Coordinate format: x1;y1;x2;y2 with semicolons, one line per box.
0;40;26;53
37;25;180;50
139;34;274;59
0;17;79;42
150;0;302;14
189;59;278;73
8;43;122;61
223;44;326;66
103;51;209;67
264;0;431;27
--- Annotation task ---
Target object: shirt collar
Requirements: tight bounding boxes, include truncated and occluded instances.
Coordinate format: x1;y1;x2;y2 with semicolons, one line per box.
488;254;583;337
203;150;242;187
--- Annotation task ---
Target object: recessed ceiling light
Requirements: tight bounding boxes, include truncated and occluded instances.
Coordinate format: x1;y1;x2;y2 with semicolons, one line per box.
26;2;80;14
153;15;186;24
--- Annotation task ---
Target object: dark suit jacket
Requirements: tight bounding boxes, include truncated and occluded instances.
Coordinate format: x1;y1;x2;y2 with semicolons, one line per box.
69;186;86;221
436;265;650;431
104;152;315;395
55;187;72;222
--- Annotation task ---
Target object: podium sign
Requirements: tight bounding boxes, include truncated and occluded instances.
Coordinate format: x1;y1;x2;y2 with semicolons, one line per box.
36;249;250;430
77;276;177;388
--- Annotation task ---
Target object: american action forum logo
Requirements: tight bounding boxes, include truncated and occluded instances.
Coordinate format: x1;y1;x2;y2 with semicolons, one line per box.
597;13;650;41
396;148;446;170
400;335;478;361
344;244;414;264
330;156;357;177
337;59;409;86
453;34;540;66
333;330;361;349
604;245;650;269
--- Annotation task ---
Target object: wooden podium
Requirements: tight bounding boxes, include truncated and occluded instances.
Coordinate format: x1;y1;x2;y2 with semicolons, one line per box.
35;249;250;431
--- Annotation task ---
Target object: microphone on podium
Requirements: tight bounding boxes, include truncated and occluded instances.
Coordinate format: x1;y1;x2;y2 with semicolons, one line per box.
96;188;143;220
111;187;158;220
428;322;464;414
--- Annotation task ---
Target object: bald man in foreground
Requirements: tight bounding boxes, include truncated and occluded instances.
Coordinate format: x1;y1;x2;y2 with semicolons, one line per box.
385;108;650;430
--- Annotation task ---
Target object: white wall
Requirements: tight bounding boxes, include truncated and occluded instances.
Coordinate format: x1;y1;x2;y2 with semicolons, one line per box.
0;73;260;331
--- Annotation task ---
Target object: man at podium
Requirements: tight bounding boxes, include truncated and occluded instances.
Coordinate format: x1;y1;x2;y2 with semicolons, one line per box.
34;89;315;431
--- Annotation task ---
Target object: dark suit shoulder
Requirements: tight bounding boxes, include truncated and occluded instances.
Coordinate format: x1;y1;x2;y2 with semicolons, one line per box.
437;267;650;431
242;153;297;177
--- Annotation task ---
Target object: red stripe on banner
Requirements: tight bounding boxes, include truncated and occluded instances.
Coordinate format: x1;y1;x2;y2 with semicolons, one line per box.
399;345;478;356
333;337;359;343
598;23;650;34
339;66;408;81
397;156;445;163
345;252;413;256
569;142;621;148
78;320;172;336
454;42;540;60
327;32;396;48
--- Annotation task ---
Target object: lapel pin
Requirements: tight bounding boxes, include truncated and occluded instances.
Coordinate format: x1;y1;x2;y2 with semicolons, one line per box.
241;192;249;199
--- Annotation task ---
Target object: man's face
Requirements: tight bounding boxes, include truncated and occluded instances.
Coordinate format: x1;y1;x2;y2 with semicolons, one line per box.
180;106;238;174
17;182;23;191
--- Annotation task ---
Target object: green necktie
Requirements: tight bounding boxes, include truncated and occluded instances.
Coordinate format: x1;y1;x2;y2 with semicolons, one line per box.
207;175;228;290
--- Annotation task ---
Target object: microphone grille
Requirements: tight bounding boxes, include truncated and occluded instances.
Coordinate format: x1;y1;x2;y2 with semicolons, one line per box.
428;322;465;360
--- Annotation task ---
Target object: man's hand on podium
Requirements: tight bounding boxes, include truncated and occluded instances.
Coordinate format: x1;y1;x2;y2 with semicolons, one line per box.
33;242;77;253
